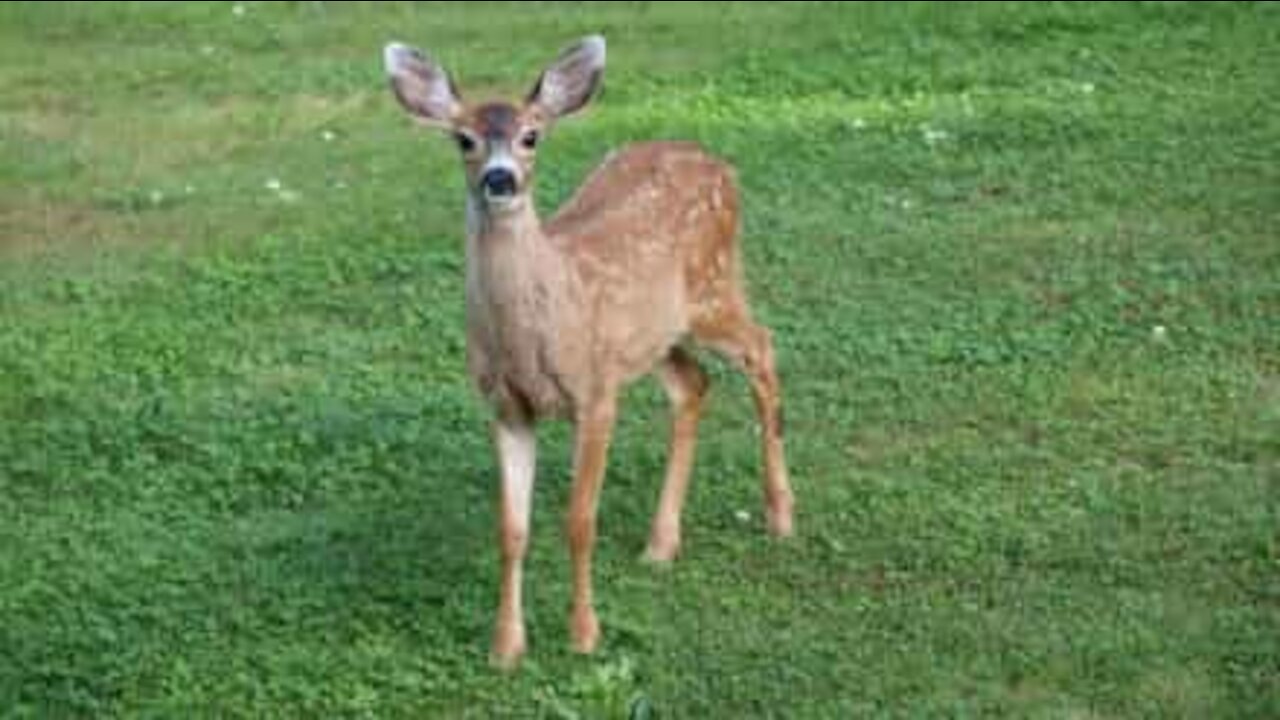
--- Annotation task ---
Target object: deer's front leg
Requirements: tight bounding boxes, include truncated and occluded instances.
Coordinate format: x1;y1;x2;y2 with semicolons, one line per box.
566;395;618;654
491;416;536;670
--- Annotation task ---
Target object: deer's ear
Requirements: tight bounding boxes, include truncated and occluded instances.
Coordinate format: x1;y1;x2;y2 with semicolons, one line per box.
384;42;461;128
527;35;606;120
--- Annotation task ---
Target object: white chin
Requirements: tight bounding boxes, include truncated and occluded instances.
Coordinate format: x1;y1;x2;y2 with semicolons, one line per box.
484;195;521;213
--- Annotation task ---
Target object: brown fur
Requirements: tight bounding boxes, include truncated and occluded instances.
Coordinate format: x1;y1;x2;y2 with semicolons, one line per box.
385;36;794;670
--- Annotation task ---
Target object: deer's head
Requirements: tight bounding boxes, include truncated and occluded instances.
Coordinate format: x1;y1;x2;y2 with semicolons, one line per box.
384;36;606;217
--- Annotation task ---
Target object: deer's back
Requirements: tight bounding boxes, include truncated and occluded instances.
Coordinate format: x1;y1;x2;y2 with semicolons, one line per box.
547;140;741;297
543;141;745;385
547;141;738;246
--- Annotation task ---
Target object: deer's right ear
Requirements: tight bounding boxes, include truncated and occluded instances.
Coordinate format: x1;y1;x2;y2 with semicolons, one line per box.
384;42;461;128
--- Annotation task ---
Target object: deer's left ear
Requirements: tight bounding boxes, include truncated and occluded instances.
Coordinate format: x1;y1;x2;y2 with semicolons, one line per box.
527;35;606;120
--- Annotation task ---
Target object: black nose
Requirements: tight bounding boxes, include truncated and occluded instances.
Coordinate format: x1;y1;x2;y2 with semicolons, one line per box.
481;168;517;197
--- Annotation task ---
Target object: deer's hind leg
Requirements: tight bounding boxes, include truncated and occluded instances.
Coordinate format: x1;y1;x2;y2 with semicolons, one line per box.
645;346;710;564
692;306;794;538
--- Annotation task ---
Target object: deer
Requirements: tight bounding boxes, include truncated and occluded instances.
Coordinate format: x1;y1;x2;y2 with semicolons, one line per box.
383;35;794;669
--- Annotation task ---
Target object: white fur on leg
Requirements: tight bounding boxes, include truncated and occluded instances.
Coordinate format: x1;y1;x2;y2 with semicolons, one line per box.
491;419;536;668
496;420;536;524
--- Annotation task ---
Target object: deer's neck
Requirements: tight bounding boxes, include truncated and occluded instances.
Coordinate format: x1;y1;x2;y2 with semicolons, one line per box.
467;195;539;243
466;196;557;293
465;194;575;352
465;195;578;416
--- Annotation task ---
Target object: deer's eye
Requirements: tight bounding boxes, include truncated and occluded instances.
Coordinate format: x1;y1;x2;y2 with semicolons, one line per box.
455;133;478;153
520;129;540;150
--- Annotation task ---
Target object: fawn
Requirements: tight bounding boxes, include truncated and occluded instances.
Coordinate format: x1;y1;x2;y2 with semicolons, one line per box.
383;35;794;668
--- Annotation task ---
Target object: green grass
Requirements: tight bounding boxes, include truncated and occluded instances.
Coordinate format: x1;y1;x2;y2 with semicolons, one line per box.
2;1;1278;717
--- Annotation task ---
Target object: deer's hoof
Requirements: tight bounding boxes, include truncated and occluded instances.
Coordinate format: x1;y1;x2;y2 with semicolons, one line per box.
642;536;680;565
490;622;526;671
767;498;794;538
570;607;600;654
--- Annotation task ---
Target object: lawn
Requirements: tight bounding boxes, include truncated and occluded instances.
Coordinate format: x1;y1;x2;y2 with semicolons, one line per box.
1;1;1277;717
